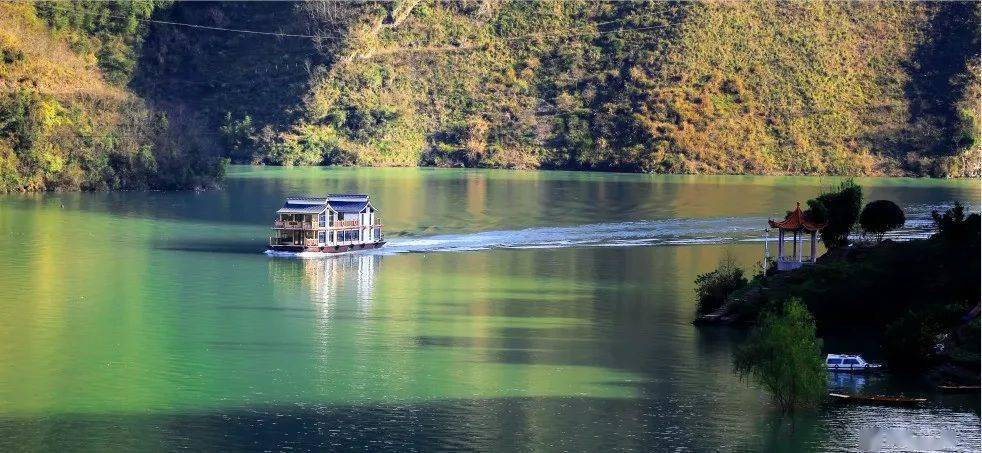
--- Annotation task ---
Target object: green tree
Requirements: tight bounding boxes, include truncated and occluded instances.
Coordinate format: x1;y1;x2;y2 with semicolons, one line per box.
809;180;863;249
931;202;981;242
882;310;943;373
220;113;257;163
734;298;826;414
859;200;906;241
694;257;748;315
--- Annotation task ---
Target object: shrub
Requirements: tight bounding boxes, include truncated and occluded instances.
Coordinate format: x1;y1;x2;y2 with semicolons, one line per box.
694;258;748;315
809;180;863;249
860;200;906;241
882;310;943;373
220;113;257;163
931;202;981;243
734;298;826;414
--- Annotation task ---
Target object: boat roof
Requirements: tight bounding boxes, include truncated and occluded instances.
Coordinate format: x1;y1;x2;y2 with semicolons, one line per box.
285;196;328;204
277;202;327;214
329;200;369;213
328;193;369;201
827;354;864;359
277;194;373;214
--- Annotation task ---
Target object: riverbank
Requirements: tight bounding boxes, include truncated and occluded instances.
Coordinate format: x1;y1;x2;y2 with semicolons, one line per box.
695;205;980;383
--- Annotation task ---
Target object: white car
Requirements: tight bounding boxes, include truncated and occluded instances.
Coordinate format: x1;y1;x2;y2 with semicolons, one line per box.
826;354;882;372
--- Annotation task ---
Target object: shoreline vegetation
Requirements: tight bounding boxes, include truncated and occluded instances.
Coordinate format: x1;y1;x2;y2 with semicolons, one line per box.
1;1;980;193
694;182;981;406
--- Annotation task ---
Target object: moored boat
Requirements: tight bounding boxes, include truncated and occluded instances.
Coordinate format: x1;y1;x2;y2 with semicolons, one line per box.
937;384;981;394
267;194;385;254
826;354;882;373
828;393;927;407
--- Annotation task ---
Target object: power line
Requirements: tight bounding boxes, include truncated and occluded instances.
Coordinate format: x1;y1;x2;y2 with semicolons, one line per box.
38;3;678;44
39;3;323;39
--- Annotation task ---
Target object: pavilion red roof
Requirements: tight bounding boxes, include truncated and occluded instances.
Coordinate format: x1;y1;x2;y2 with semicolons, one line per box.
768;202;827;231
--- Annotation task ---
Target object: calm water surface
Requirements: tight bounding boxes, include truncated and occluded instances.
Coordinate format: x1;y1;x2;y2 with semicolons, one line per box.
0;167;978;451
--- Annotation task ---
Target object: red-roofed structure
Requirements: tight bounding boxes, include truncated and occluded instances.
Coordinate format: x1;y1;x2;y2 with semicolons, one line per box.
768;202;827;231
766;202;827;271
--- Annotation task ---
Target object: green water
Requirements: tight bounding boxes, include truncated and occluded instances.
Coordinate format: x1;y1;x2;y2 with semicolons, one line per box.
0;166;978;451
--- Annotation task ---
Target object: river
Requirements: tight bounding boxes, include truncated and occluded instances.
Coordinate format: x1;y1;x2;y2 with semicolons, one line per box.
0;166;978;451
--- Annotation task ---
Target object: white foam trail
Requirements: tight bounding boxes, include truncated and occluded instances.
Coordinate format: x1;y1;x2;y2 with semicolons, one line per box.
264;203;952;258
376;217;763;255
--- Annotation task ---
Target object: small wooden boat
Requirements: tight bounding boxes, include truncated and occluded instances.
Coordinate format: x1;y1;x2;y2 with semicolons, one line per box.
937;384;981;394
828;393;926;407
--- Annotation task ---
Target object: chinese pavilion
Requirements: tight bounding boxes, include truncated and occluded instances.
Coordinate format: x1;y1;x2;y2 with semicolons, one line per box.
766;202;826;271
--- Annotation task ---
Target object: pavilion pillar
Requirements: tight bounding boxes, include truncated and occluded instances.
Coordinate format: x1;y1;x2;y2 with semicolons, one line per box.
792;230;798;260
796;230;803;262
763;229;770;271
810;231;818;263
777;230;784;261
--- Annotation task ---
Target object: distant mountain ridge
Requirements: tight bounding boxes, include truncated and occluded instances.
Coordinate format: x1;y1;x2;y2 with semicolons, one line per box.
1;1;979;192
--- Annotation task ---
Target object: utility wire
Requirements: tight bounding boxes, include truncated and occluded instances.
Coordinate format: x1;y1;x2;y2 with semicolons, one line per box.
38;3;323;39
38;3;677;43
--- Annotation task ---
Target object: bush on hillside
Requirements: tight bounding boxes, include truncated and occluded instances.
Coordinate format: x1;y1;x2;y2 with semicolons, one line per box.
860;200;906;241
694;258;748;315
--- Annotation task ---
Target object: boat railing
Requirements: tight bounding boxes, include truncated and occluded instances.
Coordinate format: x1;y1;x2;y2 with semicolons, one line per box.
274;220;312;229
335;220;360;228
269;237;320;246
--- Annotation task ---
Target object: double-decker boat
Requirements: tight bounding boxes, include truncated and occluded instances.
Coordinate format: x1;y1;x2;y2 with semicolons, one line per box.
267;194;385;254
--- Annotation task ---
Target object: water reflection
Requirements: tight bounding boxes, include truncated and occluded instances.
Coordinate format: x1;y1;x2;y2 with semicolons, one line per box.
268;254;380;310
0;168;978;451
828;372;869;393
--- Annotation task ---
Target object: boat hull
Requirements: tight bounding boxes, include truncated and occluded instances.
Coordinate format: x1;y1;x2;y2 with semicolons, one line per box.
267;241;386;254
828;393;926;407
827;366;881;373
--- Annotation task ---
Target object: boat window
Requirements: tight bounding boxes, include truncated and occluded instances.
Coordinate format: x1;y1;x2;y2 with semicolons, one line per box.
827;358;841;365
842;359;859;365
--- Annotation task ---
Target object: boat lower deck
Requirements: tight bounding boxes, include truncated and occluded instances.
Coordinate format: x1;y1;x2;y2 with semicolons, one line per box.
267;241;386;254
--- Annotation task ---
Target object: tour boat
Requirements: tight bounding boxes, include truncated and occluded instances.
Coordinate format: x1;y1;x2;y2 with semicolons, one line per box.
826;354;882;373
267;194;385;254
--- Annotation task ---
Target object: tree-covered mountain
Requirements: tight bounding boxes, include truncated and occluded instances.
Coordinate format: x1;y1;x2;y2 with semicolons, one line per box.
1;1;979;192
0;1;225;192
262;0;978;177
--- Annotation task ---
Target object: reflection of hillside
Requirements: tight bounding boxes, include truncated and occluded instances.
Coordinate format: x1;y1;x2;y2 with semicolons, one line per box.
268;255;380;310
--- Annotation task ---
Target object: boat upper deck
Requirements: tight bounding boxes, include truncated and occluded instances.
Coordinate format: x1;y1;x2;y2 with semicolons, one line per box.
272;194;381;230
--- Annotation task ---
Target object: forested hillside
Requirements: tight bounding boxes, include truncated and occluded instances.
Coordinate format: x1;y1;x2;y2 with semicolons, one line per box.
0;1;224;192
1;1;979;192
264;0;978;176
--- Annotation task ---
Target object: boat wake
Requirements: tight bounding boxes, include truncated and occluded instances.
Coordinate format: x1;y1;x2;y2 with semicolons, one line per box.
381;217;760;254
376;203;944;255
267;203;948;258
